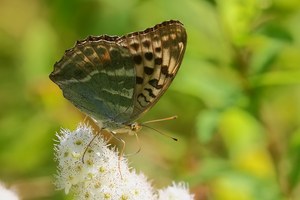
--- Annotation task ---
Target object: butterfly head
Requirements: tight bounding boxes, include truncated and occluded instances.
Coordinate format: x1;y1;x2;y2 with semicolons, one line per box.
110;122;142;136
129;122;142;133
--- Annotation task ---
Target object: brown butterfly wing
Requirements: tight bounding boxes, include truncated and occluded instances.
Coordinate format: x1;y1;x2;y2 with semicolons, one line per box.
50;20;187;127
117;20;187;123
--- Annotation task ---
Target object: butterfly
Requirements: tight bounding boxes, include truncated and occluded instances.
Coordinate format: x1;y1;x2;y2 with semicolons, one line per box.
49;20;187;134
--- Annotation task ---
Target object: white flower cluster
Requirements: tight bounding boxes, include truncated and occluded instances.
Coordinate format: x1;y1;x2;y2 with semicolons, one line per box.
54;123;194;200
0;183;19;200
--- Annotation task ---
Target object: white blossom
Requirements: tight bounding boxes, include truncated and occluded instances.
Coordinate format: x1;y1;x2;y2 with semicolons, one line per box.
0;183;19;200
54;123;194;200
158;182;194;200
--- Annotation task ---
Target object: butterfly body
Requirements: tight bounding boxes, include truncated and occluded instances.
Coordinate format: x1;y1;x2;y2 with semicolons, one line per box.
50;20;187;130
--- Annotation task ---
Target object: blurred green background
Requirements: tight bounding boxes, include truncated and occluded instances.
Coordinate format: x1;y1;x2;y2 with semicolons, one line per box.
1;0;300;199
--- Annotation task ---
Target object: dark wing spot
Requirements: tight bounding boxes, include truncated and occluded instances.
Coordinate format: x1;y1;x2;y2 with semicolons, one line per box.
145;88;156;98
136;76;143;84
130;43;140;51
110;49;121;58
142;40;151;48
155;58;162;65
144;52;153;61
95;46;106;56
155;47;161;52
161;65;169;75
133;55;143;65
149;79;163;89
138;93;150;106
168;73;175;78
144;66;154;75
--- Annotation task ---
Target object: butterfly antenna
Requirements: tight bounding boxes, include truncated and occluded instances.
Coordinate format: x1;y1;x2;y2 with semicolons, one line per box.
140;115;178;141
141;124;178;141
141;115;177;125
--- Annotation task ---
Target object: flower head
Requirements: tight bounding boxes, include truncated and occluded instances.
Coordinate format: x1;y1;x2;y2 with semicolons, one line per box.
158;182;194;200
54;123;194;200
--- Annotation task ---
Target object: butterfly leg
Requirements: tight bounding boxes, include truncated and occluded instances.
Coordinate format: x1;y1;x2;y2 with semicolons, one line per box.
106;134;114;143
107;130;126;179
123;132;142;157
133;132;142;155
83;115;89;123
82;128;103;163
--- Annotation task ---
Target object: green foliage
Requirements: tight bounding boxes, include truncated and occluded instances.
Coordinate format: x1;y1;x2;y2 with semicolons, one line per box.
0;0;300;199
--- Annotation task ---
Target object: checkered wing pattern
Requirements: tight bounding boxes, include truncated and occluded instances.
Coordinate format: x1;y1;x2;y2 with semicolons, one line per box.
118;20;187;122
